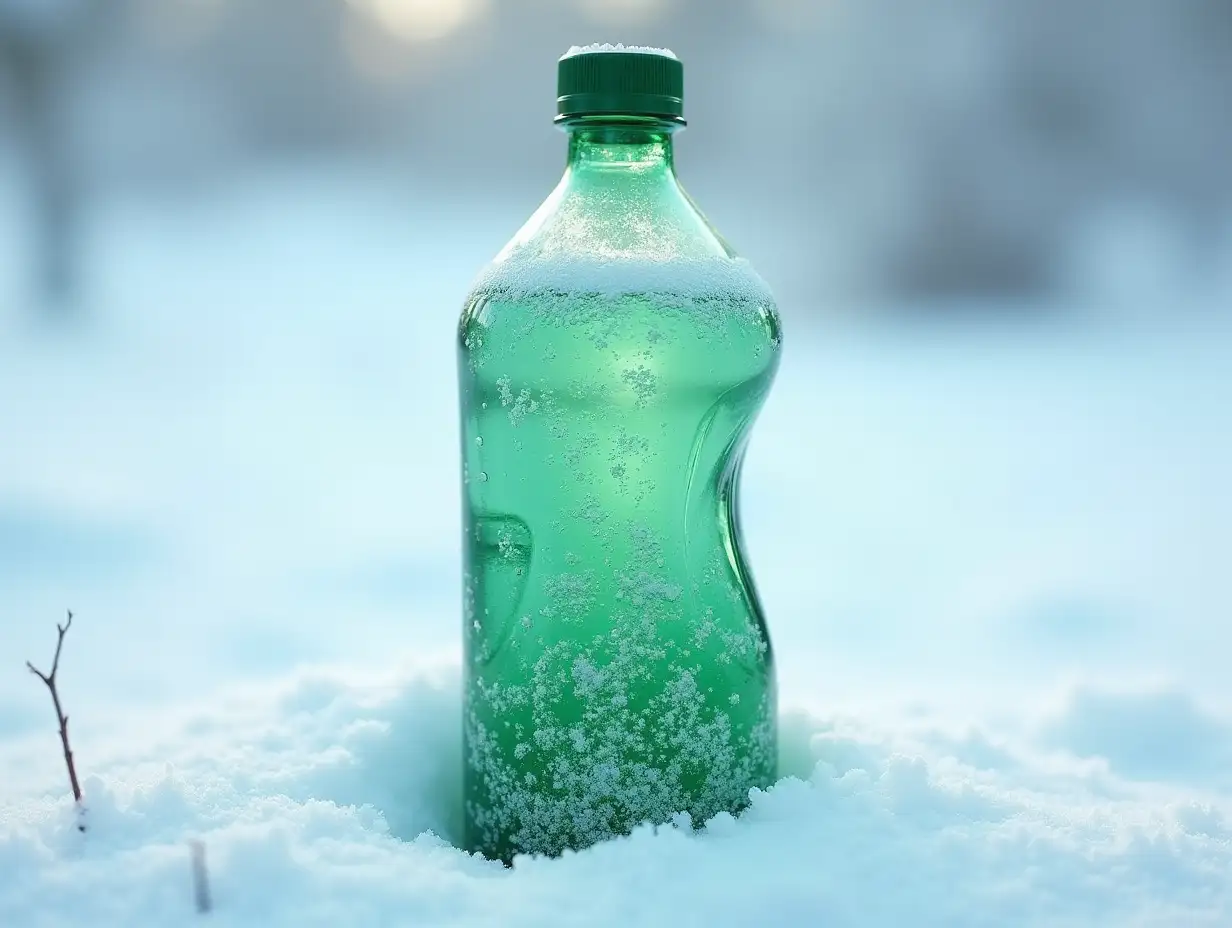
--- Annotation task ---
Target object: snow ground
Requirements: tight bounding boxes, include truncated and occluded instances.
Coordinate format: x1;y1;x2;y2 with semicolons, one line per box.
1;171;1231;925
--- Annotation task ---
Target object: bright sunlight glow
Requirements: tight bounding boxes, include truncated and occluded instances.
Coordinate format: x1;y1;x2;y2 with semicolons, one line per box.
346;0;489;44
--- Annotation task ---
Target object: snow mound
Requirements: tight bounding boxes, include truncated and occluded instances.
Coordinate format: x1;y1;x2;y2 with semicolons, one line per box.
2;667;1230;927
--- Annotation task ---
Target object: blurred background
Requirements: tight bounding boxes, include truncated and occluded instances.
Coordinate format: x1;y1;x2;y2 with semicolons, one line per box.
2;0;1231;313
2;0;1232;761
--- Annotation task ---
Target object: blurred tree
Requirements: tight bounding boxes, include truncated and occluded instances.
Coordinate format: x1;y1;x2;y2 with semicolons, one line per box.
3;0;1229;310
0;0;100;310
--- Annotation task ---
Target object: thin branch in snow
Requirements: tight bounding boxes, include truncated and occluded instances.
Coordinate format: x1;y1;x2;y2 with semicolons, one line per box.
26;609;86;831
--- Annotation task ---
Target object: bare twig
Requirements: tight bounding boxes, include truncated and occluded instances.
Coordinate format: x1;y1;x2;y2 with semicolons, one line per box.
189;840;212;914
27;610;85;831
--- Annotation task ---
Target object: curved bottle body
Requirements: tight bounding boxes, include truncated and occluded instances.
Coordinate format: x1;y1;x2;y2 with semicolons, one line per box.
458;125;781;860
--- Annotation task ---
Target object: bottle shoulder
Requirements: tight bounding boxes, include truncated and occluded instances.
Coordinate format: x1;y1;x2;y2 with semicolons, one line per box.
459;170;781;354
463;168;770;299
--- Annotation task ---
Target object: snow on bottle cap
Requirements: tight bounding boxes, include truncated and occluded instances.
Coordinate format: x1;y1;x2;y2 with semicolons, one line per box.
562;43;678;60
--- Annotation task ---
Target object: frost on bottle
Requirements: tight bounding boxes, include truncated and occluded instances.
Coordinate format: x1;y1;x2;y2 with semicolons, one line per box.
458;45;781;860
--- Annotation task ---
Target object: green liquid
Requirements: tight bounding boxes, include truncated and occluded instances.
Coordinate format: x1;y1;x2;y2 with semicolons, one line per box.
459;274;781;859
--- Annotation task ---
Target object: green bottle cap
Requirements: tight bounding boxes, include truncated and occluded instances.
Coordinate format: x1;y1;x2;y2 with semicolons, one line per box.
556;44;684;124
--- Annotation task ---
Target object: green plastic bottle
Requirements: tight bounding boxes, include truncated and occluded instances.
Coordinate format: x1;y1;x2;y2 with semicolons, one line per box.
457;44;781;861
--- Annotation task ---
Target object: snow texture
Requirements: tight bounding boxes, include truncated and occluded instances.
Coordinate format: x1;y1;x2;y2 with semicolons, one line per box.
5;668;1232;928
563;43;678;59
2;171;1232;925
472;255;775;305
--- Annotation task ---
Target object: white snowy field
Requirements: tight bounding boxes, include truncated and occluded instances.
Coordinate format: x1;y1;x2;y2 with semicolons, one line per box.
1;171;1231;926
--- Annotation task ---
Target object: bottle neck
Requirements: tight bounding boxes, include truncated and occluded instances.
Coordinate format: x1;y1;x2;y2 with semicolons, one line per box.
565;123;676;176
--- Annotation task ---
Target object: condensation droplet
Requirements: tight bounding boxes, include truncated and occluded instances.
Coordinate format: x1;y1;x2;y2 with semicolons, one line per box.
476;436;484;446
478;472;489;482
